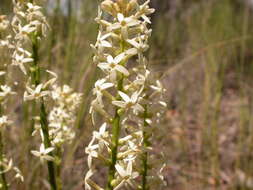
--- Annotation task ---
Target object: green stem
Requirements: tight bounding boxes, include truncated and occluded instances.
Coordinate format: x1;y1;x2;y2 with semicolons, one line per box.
142;105;149;190
31;36;40;86
40;101;57;190
30;34;58;190
55;146;62;190
0;131;8;190
106;40;125;189
106;77;123;190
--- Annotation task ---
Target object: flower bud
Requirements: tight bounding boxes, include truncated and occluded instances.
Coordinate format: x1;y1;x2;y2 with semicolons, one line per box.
0;15;9;32
101;0;115;16
117;108;125;116
112;3;121;14
126;0;137;15
116;0;128;11
111;179;117;187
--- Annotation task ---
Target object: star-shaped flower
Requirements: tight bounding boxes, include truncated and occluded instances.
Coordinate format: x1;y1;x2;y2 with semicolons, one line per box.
24;83;50;101
110;13;140;39
98;54;129;81
112;91;144;114
93;78;114;105
114;161;139;190
12;47;33;74
31;144;54;163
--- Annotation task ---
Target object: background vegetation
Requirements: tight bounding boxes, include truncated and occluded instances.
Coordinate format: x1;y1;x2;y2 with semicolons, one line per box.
1;0;253;189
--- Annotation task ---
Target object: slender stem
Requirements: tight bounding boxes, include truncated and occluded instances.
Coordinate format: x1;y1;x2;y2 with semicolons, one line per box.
40;100;57;190
106;41;125;190
0;131;8;190
142;105;149;190
55;146;62;190
0;87;8;190
30;34;58;190
106;77;123;190
31;36;40;86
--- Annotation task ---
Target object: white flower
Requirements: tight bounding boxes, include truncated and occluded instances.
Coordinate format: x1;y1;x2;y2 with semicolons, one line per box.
150;80;164;93
98;54;129;81
85;124;110;168
136;0;155;23
12;48;33;74
43;70;58;88
114;161;139;190
24;83;50;101
112;91;144;114
0;116;12;128
93;79;114;105
94;79;114;94
13;167;24;182
110;13;140;39
0;85;15;99
126;36;149;53
93;123;110;150
0;158;13;174
96;31;112;48
85;138;99;168
31;144;54;162
27;3;42;13
150;80;166;99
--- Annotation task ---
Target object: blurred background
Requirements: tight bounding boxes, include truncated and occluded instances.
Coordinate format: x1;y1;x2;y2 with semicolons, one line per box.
2;0;253;189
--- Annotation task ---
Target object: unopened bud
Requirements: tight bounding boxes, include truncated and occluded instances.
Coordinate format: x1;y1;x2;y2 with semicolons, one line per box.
126;0;137;15
117;0;128;11
112;2;121;14
0;15;9;31
117;108;124;116
101;0;115;16
111;179;117;187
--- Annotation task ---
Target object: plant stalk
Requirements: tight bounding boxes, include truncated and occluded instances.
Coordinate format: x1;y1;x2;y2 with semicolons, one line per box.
39;100;57;190
106;40;125;190
0;131;8;190
31;34;58;190
106;76;123;190
142;104;149;190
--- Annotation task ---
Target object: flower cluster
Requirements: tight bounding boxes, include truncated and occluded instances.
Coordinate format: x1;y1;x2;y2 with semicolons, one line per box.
85;0;167;189
11;1;82;173
11;1;49;74
48;84;82;146
30;84;82;162
11;0;57;163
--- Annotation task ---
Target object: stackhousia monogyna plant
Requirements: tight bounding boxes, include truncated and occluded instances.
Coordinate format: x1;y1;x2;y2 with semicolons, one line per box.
11;1;58;188
85;0;167;189
11;1;82;189
0;14;23;190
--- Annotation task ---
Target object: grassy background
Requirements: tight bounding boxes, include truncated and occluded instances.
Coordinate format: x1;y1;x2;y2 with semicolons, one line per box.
1;0;253;189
